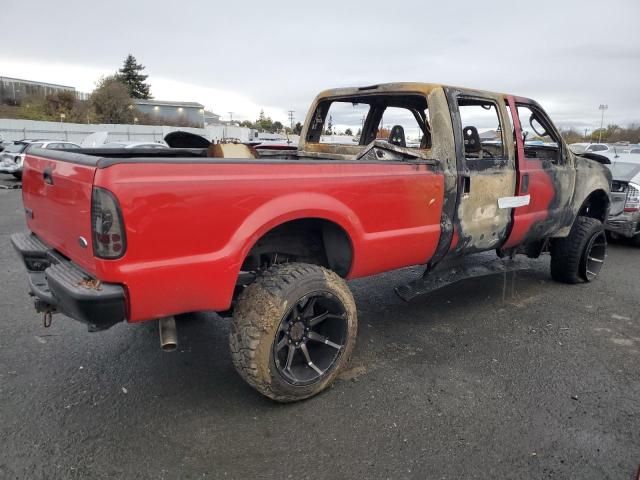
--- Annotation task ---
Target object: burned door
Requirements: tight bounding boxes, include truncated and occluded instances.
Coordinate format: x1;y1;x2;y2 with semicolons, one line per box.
447;92;517;254
510;100;576;244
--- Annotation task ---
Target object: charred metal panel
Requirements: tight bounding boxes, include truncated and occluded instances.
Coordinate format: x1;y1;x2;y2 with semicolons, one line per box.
502;96;583;247
424;88;458;266
443;87;517;255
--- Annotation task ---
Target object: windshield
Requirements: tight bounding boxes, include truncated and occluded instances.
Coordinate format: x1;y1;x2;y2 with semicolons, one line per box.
3;142;28;153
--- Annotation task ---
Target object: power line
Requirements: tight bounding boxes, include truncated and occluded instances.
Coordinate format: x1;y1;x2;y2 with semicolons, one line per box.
288;110;295;130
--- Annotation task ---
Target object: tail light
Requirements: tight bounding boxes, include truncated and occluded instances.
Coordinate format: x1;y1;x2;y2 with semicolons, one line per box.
91;187;126;258
624;183;640;212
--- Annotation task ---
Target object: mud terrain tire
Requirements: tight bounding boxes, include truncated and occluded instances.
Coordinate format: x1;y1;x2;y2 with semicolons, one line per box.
550;217;606;283
230;263;357;402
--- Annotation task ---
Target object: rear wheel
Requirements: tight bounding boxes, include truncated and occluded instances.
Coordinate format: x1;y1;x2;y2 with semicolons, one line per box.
550;217;606;283
229;263;357;402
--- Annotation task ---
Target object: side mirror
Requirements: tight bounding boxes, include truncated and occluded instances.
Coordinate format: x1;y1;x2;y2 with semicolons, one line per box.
529;114;548;137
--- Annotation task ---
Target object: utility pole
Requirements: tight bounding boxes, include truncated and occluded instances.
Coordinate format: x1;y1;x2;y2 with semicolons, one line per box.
584;128;588;141
228;112;234;123
598;104;608;143
288;110;295;130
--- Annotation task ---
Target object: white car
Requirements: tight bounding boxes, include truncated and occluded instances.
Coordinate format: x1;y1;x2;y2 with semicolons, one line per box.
569;143;610;154
0;140;80;179
102;141;169;149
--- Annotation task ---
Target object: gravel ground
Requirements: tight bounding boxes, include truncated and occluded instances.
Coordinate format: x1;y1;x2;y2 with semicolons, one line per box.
0;177;639;479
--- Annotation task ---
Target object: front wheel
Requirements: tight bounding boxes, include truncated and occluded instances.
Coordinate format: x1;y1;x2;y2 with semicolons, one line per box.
550;217;607;283
229;263;357;402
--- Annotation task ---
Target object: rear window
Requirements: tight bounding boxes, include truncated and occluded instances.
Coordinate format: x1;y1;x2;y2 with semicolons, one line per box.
307;94;431;150
317;101;369;145
609;163;640;179
25;143;44;152
3;142;28;153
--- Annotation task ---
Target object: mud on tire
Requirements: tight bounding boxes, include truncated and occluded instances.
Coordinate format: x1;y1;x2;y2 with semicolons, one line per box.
229;263;357;402
550;216;606;284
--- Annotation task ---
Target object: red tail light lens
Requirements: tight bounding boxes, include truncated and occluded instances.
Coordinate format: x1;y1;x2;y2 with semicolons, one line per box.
91;187;126;259
624;183;640;213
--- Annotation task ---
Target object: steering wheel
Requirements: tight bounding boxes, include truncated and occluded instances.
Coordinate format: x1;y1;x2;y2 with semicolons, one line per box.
355;140;425;162
481;148;495;159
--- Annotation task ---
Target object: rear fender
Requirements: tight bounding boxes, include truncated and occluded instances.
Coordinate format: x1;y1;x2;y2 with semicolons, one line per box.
231;192;364;275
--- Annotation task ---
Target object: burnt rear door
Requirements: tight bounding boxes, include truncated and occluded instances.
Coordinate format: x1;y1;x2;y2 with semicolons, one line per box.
446;90;517;254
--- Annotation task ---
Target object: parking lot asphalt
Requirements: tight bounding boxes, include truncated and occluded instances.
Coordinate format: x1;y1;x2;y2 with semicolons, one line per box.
0;176;639;480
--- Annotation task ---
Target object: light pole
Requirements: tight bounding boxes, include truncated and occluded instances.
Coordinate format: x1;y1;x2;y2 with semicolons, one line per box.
60;113;66;140
598;104;608;143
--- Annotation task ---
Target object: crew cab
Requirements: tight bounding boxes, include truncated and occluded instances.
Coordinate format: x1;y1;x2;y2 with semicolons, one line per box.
12;83;611;402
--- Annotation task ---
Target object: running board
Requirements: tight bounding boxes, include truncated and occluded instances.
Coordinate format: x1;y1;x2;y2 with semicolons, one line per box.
395;256;533;302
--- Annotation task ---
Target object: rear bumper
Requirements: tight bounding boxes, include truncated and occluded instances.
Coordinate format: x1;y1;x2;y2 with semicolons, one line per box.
0;163;21;173
605;213;640;238
11;232;126;331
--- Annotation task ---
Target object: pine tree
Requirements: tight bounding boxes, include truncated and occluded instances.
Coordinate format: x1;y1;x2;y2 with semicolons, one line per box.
325;115;333;135
117;54;152;99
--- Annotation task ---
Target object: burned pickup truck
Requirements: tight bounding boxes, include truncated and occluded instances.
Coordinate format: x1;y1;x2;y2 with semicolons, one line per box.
12;83;611;402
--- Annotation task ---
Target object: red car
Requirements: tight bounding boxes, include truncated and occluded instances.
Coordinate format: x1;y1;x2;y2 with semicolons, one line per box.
12;83;611;401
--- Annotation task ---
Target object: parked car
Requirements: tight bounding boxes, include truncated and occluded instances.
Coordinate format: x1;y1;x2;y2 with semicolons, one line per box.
102;141;169;149
0;140;80;179
12;82;611;402
606;161;640;245
569;143;610;154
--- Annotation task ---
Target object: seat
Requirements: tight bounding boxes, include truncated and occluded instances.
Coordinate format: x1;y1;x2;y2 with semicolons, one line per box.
463;126;481;155
388;125;406;147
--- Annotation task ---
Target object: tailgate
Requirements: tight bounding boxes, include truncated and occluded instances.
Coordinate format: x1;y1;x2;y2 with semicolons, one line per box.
22;152;97;274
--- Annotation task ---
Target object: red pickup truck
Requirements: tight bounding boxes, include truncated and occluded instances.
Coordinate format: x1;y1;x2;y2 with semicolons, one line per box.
12;83;611;402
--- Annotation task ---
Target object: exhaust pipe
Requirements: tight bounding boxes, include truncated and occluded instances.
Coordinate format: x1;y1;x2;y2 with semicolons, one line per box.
158;317;178;352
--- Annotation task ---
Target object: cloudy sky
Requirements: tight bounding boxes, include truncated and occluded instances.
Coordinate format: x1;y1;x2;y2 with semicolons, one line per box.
1;0;639;132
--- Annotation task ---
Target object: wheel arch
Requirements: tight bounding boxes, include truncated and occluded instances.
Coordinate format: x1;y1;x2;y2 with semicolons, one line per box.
241;217;355;277
233;193;363;279
577;188;610;222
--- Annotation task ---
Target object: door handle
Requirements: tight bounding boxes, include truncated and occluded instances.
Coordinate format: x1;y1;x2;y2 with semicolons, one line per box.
521;173;530;194
461;175;471;194
43;167;54;185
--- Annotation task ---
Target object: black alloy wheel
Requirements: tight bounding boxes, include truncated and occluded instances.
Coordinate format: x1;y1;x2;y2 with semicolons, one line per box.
273;291;347;386
582;230;607;281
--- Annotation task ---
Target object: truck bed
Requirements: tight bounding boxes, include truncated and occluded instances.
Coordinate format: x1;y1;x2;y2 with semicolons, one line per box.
21;147;444;322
